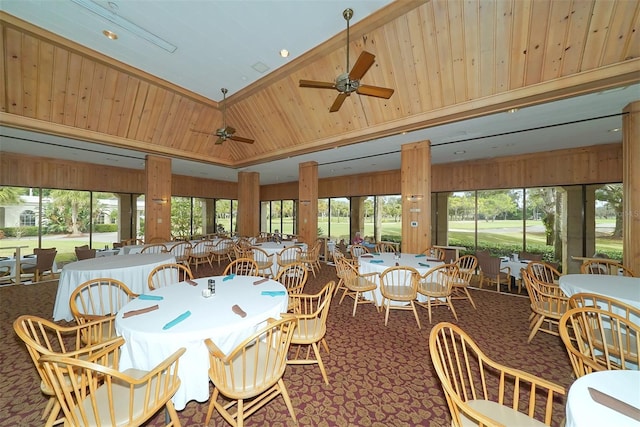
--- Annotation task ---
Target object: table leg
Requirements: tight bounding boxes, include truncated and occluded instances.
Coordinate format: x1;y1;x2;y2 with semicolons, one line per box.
14;247;22;284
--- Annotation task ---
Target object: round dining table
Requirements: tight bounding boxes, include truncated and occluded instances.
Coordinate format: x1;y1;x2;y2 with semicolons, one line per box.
252;241;307;274
565;370;640;427
559;274;640;310
115;275;288;411
358;252;444;305
53;253;175;321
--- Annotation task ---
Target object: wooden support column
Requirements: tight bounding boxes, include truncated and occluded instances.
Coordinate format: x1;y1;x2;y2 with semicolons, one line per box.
298;161;318;245
350;196;365;241
401;141;431;253
144;155;171;242
622;101;640;273
237;171;260;237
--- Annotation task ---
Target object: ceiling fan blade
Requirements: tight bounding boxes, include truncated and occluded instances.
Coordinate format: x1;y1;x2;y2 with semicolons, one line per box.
357;85;395;99
229;135;255;144
214;137;225;145
299;80;336;89
329;93;349;112
223;126;236;135
349;51;375;81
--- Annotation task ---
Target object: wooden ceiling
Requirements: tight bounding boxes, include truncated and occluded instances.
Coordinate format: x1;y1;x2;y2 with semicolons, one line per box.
1;0;638;168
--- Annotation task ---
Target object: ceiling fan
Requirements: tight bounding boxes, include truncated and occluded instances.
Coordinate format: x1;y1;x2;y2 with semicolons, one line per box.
191;88;254;145
299;8;394;112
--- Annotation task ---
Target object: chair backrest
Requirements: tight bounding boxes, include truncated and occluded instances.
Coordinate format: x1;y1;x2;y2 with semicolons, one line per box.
580;259;636;277
349;244;369;258
168;241;192;261
375;242;398;253
192;240;215;256
205;317;297;399
429;322;565;427
287;281;335;334
477;255;502;279
277;246;301;267
419;264;458;296
40;345;184;426
560;306;640;377
75;247;96;260
518;251;543;261
69;278;138;324
275;262;308;295
454;255;478;284
33;248;57;270
379;266;419;301
233;243;254;259
522;269;568;316
527;261;562;284
13;315;119;394
223;258;259;276
148;263;193;290
568;292;640;321
140;243;167;254
423;247;445;261
251;247;273;264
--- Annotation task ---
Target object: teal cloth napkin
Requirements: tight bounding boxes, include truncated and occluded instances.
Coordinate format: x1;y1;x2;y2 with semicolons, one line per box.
370;260;384;264
138;294;163;301
163;311;191;330
371;252;380;255
418;262;431;267
415;254;426;257
223;274;235;281
261;290;286;297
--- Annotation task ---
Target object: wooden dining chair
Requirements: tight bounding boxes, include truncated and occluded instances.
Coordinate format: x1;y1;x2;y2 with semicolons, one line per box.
379;266;421;329
527;261;562;284
336;255;379;316
167;240;192;266
148;262;193;290
422;246;445;261
41;343;185;427
430;322;565;427
75;247;97;260
252;247;275;278
580;259;636;277
296;239;322;277
451;254;478;309
282;281;336;385
349;244;369;259
210;238;234;265
560;306;640;377
204;317;298;427
417;264;459;324
477;255;511;292
223;257;259;276
13;314;120;426
276;246;301;271
275;262;308;312
140;243;168;254
19;248;57;283
189;240;215;271
522;269;569;343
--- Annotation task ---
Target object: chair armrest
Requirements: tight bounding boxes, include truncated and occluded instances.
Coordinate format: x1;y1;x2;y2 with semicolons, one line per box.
204;338;227;360
360;271;380;279
500;266;511;275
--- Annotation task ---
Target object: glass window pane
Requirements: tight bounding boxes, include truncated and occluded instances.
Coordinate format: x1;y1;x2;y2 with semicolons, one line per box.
525;187;559;260
378;195;402;246
328;197;349;241
42;189;91;261
171;196;192;240
594;183;623;259
260;201;270;233
281;200;295;235
318;198;329;240
0;186;39;257
93;192;119;249
215;199;231;235
447;192;476;252
476;189;519;256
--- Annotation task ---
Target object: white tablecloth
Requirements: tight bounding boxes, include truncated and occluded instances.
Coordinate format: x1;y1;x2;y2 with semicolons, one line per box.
559;274;640;313
500;259;530;279
358;252;444;306
53;253;175;321
115;275;288;410
566;370;640;427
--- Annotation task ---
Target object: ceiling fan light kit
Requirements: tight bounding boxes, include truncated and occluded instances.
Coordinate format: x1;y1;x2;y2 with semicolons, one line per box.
191;87;254;145
299;8;394;112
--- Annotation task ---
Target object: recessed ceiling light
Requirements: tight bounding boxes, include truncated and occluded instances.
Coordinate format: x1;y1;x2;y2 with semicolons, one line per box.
454;150;466;155
609;128;620;132
102;30;118;40
279;49;289;58
506;108;519;113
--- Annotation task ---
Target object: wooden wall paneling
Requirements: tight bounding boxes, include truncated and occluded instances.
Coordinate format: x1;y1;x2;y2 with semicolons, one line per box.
477;0;496;97
406;8;431;111
509;0;531;89
63;52;82;126
433;1;456;105
624;2;640;60
582;0;615;70
541;0;572;82
172;175;237;200
133;82;155;141
420;3;443;108
74;59;95;129
448;0;467;103
106;72;130;135
21;31;38;118
143;87;169;143
115;75;139;137
237;172;260;237
462;0;480;100
622;101;640;274
85;62;106;132
260;182;298;202
602;1;639;65
494;0;512;93
560;0;593;76
170;98;193;152
524;0;551;86
97;68;119;133
144;155;172;242
298;162;318;245
4;27;22;115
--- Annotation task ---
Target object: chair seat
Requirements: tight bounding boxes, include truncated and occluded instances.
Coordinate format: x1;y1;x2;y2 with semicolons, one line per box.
383;286;416;301
72;368;162;427
349;276;377;292
292;318;325;343
219;345;281;397
418;281;449;297
462;400;547;427
534;301;568;317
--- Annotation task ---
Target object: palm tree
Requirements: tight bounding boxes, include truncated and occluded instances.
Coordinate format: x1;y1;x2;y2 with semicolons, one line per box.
0;187;22;205
49;190;89;236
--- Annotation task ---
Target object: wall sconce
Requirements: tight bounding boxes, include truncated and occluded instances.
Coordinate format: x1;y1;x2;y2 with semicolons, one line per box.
299;200;311;205
406;194;423;202
152;198;167;204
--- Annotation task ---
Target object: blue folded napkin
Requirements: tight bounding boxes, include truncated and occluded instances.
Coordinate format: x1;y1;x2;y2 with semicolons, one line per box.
163;311;191;330
371;252;380;255
415;254;426;258
223;274;235;281
261;290;287;297
418;262;431;267
138;294;163;301
370;259;384;264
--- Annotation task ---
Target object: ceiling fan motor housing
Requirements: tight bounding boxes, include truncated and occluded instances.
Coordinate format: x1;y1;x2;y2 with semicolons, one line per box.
336;73;358;93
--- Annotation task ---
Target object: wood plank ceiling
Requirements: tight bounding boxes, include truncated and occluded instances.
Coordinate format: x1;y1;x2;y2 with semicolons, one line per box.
1;0;639;168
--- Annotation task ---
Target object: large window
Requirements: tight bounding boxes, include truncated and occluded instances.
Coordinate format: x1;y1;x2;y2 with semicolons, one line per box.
594;183;623;259
260;200;296;235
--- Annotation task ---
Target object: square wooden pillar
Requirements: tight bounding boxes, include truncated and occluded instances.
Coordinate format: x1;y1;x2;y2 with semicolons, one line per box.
401;141;431;254
237;171;260;237
622;101;640;273
298;161;318;244
144;155;171;242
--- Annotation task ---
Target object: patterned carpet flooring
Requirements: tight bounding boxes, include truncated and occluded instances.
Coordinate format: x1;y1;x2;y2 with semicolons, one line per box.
1;260;575;426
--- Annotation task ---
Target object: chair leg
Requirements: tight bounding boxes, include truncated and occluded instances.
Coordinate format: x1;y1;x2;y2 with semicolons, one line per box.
204;388;219;426
313;342;329;384
278;378;297;424
463;287;476;309
528;315;545;343
410;301;421;329
165;400;181;427
447;297;459;320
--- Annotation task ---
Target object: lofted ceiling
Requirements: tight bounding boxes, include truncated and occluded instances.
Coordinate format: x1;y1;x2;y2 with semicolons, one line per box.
0;0;639;186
